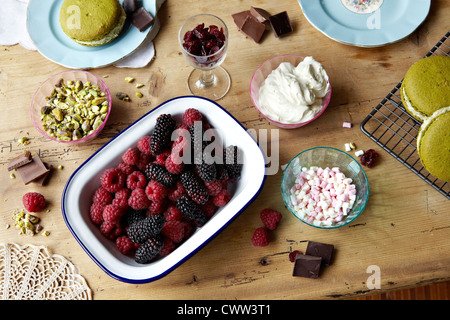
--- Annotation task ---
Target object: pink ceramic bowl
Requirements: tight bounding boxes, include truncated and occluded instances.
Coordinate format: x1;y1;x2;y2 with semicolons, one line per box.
250;54;331;129
31;70;112;145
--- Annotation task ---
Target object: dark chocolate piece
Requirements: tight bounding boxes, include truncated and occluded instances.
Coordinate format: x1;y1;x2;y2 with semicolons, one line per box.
7;151;32;171
240;15;266;43
250;7;270;23
16;155;50;185
293;255;322;279
305;241;334;266
268;11;293;37
232;10;251;29
122;0;137;15
131;7;154;31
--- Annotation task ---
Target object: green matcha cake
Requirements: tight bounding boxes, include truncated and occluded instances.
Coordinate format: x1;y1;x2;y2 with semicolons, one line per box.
417;106;450;182
60;0;126;47
400;55;450;122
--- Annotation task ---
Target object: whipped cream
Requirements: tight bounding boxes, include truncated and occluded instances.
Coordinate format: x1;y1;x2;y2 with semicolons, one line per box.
258;56;330;124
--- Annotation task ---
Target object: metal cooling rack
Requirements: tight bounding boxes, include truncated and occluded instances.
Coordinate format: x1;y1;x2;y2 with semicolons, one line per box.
360;30;450;200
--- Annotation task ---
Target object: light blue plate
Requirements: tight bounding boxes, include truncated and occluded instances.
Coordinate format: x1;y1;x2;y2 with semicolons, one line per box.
298;0;431;47
27;0;156;68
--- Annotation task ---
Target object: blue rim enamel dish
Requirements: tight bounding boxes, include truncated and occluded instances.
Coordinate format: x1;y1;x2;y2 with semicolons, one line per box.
61;96;266;283
26;0;157;69
298;0;431;47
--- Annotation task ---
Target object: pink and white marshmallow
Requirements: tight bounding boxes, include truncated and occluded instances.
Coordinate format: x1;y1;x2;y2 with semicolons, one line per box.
289;166;357;227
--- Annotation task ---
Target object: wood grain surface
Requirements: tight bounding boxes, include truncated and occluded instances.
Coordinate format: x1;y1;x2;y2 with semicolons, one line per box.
0;0;449;300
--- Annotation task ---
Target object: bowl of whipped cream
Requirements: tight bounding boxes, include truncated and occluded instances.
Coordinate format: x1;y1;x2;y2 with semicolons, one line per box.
250;54;331;129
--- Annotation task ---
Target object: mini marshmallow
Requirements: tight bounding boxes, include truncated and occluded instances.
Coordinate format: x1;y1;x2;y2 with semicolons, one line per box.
343;122;352;128
355;150;364;157
345;143;351;151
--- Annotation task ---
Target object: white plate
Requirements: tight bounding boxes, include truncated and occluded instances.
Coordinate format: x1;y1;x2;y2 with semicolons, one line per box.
61;96;266;283
298;0;431;47
26;0;157;69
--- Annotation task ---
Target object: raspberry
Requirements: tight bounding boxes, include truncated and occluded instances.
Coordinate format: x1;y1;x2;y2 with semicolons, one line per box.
122;148;139;165
161;220;185;243
165;153;184;174
154;150;171;166
101;168;126;193
100;220;115;236
117;162;137;175
145;180;167;201
136;152;152;172
164;205;182;221
128;188;150;210
89;203;105;225
112;188;131;209
167;181;186;202
212;189;231;207
92;187;113;205
260;208;282;230
251;227;269;247
360;149;379;168
116;236;135;255
159;237;175;256
102;204;124;223
204;180;222;196
289;250;302;262
201;199;218;218
22;192;47;212
147;198;166;216
137;135;152;155
126;171;147;190
182;108;203;126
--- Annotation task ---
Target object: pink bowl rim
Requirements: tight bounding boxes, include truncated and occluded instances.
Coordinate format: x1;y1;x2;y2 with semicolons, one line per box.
250;54;332;128
30;70;112;144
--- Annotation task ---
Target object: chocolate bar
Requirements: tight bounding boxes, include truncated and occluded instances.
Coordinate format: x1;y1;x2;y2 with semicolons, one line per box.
16;155;50;185
32;163;53;186
269;11;293;37
250;7;270;23
292;254;322;279
7;151;32;171
305;241;334;266
131;7;154;31
122;0;137;15
240;14;266;43
232;10;251;29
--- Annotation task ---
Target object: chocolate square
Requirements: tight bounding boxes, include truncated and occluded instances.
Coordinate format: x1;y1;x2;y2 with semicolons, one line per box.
232;10;251;30
16;155;50;185
269;11;293;37
32;163;53;186
306;241;334;266
250;7;270;23
7;151;32;171
122;0;137;15
293;255;322;279
131;7;154;31
240;15;266;43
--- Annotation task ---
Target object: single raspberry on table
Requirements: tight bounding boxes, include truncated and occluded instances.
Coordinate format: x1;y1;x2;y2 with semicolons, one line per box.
122;148;140;166
182;108;203;126
128;188;150;210
251;227;270;247
260;208;282;230
126;171;147;190
116;236;135;255
101;168;126;193
161;220;185;243
92;187;113;205
289;250;302;262
360;149;379;168
22;192;47;212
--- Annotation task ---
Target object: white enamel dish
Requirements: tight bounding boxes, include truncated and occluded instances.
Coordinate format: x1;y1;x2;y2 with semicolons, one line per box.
61;96;266;283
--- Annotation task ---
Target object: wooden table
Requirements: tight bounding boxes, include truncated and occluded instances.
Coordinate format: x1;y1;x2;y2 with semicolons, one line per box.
1;0;449;300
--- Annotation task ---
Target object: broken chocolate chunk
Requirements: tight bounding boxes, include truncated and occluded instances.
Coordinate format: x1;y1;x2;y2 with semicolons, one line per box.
131;7;154;31
7;151;32;171
250;6;270;23
16;155;50;185
240;15;266;43
305;241;334;266
232;10;251;30
269;11;293;37
293;254;322;279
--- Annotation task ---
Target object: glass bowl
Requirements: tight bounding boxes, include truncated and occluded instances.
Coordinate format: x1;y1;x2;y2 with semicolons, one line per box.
30;70;111;145
250;54;331;129
281;147;369;229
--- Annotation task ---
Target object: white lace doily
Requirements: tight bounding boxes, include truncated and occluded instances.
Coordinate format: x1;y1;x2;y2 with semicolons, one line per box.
0;243;92;300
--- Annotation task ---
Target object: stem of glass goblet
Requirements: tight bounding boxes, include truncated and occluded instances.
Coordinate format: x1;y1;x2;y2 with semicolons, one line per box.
200;70;215;87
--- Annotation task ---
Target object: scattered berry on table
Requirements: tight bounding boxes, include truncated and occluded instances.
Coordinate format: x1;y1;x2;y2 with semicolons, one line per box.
360;149;379;168
289;250;302;262
251;227;270;247
22;192;47;212
260;208;282;230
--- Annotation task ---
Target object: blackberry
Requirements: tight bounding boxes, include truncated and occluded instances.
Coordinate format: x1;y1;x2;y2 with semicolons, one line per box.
127;215;165;244
135;236;164;264
144;163;177;188
150;114;176;155
180;170;209;205
195;162;217;183
125;209;146;226
176;195;207;227
224;145;243;179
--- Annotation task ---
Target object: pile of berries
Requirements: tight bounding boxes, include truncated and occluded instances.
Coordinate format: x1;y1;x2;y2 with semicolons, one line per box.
251;208;282;247
182;23;226;57
89;108;243;264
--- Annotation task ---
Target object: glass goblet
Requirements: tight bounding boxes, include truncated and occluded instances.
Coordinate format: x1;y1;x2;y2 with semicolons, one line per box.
179;14;230;101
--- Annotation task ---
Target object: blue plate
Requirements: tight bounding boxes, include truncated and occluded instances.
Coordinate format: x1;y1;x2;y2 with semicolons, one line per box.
27;0;156;68
298;0;431;47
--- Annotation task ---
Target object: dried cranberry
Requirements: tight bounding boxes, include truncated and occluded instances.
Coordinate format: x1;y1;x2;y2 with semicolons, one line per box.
182;23;225;57
360;149;379;168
